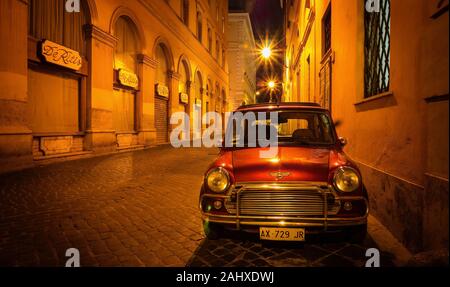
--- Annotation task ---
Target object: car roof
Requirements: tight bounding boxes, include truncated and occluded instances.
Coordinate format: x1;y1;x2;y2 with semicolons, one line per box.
236;102;328;112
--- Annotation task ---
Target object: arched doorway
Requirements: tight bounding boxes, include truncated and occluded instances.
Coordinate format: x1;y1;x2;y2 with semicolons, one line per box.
27;0;91;157
113;16;139;135
178;59;190;141
154;43;171;144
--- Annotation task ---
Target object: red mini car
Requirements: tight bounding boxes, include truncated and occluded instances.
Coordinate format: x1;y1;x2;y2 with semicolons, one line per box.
199;102;369;242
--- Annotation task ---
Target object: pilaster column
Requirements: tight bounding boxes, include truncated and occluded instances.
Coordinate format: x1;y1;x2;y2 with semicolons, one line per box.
84;24;117;152
168;70;181;135
137;54;158;146
0;0;33;172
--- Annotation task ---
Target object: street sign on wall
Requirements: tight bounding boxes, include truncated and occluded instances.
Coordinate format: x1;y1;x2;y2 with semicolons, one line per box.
118;69;139;89
40;40;82;71
156;84;169;98
179;93;189;104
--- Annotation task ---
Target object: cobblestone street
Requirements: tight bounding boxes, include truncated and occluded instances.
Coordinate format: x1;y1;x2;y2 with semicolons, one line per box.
0;147;395;267
188;231;395;267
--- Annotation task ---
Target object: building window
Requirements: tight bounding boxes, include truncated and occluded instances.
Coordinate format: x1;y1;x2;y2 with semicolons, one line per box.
197;12;203;42
322;4;331;57
364;0;390;98
222;49;225;68
207;80;212;97
114;17;139;72
222;16;225;33
29;0;88;56
207;27;212;52
216;6;220;22
215;85;220;108
179;61;188;94
181;0;189;26
216;39;220;60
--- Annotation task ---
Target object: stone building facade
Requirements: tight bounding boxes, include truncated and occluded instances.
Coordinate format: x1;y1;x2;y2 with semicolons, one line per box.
227;12;257;109
0;0;230;173
283;0;449;254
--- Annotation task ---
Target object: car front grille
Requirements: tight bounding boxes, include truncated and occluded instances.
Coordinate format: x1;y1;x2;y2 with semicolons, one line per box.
225;185;340;217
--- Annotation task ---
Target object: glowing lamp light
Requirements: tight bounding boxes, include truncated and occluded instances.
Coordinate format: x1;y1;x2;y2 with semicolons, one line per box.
261;47;272;59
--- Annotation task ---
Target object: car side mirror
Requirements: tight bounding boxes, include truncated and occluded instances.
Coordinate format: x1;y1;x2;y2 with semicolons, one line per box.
334;120;342;128
339;137;348;147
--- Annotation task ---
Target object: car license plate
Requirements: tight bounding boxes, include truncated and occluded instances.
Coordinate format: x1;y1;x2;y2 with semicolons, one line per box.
259;227;305;241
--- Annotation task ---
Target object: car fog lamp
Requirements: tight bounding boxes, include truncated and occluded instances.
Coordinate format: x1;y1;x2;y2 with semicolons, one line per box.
206;168;230;193
333;167;360;192
343;201;353;211
213;200;223;210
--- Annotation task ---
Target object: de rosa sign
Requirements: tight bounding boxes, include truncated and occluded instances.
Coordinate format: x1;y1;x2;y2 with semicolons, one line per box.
40;40;82;71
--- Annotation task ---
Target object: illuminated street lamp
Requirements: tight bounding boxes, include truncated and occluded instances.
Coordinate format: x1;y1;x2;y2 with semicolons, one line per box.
268;80;276;89
261;47;272;60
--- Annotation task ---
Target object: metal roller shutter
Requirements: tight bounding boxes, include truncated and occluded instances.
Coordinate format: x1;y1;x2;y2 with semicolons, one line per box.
155;96;168;144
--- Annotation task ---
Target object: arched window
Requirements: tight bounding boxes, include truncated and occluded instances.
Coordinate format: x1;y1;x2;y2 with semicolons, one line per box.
179;61;189;95
29;0;89;56
197;12;203;42
195;71;203;101
154;43;171;144
114;17;139;72
113;16;139;133
155;44;170;87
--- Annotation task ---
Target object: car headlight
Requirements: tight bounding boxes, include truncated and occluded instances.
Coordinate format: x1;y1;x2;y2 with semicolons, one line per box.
333;166;360;192
206;167;230;193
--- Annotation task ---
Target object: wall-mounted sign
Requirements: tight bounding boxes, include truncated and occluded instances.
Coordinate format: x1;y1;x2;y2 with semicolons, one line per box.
118;69;139;89
40;40;82;71
156;83;169;98
179;93;189;104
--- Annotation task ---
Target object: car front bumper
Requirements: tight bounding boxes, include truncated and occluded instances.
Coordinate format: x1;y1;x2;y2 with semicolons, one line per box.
200;181;369;232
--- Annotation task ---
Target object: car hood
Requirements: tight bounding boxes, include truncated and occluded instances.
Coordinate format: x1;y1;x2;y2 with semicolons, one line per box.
231;146;331;182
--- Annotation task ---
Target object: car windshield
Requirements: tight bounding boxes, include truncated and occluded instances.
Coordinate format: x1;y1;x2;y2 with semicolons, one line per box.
225;110;336;147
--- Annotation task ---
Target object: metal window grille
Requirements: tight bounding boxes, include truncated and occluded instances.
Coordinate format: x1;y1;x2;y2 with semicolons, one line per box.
322;5;332;56
364;0;390;98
